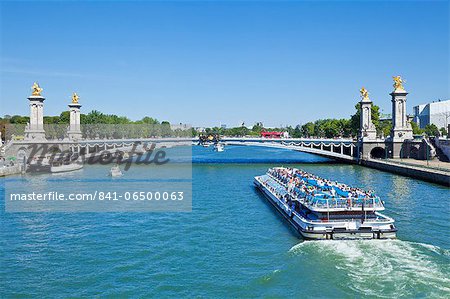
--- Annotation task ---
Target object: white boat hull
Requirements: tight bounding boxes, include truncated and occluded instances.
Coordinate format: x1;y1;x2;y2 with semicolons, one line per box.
109;172;122;177
51;163;83;173
109;166;123;177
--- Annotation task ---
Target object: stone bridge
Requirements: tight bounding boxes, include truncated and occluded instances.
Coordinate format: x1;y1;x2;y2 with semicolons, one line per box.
0;78;438;167
2;136;435;165
221;137;358;162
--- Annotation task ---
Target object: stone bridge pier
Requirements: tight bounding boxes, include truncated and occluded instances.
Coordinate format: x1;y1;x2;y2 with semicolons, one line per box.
359;139;432;160
357;77;436;161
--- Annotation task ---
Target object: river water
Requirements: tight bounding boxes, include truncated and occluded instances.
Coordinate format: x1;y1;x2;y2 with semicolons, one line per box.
1;146;449;298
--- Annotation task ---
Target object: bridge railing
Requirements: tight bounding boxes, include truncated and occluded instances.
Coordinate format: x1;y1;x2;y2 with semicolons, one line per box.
222;138;358;161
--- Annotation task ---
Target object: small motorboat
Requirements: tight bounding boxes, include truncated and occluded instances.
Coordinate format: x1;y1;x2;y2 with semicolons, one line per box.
51;161;83;173
202;143;211;148
109;164;123;177
214;143;224;152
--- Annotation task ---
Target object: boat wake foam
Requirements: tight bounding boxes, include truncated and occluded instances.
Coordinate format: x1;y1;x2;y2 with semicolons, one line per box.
289;239;450;298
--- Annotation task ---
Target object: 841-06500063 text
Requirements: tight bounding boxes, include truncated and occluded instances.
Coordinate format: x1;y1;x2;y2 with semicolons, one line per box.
9;191;185;201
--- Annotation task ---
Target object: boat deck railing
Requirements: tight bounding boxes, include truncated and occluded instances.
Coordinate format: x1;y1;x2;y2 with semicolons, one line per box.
292;210;392;223
293;211;392;223
257;175;393;223
302;194;384;211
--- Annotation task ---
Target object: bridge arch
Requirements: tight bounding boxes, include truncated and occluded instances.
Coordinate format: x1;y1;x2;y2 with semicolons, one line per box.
370;147;386;159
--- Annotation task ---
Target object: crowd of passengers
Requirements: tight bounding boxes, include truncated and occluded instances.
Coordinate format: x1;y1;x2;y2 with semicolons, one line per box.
267;167;377;200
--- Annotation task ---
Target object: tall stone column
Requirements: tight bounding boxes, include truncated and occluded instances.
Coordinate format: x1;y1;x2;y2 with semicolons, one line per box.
24;82;46;140
389;76;413;158
359;87;377;141
390;76;413;142
67;92;82;141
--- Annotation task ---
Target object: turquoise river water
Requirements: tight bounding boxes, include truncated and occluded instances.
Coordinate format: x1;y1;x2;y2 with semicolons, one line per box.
1;146;449;298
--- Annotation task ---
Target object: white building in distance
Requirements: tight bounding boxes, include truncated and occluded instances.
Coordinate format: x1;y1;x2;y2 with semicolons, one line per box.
413;99;450;129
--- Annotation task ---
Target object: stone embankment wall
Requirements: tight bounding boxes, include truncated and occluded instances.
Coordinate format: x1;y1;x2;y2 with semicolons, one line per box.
0;165;22;177
361;159;450;187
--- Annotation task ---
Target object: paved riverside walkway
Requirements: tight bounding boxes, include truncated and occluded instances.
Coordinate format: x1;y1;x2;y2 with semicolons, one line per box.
362;158;450;186
385;158;450;173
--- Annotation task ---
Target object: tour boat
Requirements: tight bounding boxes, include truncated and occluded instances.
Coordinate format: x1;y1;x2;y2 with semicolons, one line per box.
254;167;397;240
50;161;83;173
109;164;123;177
213;143;224;152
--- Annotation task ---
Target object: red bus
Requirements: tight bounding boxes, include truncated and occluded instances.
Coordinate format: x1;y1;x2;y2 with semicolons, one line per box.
261;131;283;138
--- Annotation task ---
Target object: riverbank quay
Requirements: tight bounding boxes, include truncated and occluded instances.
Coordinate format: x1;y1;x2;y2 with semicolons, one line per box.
360;158;450;187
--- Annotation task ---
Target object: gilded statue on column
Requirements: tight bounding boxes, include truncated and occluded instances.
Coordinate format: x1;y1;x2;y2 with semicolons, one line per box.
72;92;79;104
393;76;405;91
31;82;43;96
360;87;370;100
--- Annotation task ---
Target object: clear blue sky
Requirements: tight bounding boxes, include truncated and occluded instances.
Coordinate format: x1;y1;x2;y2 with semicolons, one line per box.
0;0;448;127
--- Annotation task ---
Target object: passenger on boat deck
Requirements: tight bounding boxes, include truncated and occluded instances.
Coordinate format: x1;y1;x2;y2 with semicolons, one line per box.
269;167;377;199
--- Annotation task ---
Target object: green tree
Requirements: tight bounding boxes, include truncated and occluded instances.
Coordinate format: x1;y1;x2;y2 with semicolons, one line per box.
339;119;352;137
227;125;249;137
43;116;61;124
410;121;423;135
160;121;172;137
284;125;294;137
9;115;29;124
292;125;302;138
0;119;7;141
58;111;70;124
301;122;315;137
323;119;340;138
424;124;440;136
371;105;380;130
83;110;104;124
140;116;159;125
313;120;325;137
350;103;381;137
251;123;264;134
239;126;250;136
439;127;447;137
379;120;392;138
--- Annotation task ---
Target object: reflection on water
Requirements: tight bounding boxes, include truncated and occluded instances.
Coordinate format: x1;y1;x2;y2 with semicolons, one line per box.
390;175;412;201
388;176;415;221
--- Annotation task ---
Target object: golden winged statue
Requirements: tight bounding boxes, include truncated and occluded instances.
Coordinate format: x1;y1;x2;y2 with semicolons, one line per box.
72;92;79;104
393;76;405;91
31;82;43;96
360;87;369;100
